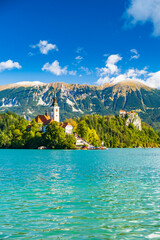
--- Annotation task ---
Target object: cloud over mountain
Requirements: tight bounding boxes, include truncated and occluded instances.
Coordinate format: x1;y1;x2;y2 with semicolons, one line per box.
42;60;67;76
42;60;76;76
97;54;122;80
97;54;160;88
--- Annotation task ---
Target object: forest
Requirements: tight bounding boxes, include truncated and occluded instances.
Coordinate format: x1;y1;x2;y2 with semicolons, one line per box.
75;115;160;148
0;111;160;149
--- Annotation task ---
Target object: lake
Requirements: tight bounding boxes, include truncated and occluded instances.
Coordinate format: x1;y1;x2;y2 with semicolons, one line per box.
0;149;160;239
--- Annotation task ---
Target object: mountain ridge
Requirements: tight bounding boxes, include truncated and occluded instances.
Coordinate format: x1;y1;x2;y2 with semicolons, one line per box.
0;80;160;129
0;80;154;91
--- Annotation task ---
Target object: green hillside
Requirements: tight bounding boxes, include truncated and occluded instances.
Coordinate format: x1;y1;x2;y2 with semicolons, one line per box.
0;111;160;149
77;115;160;148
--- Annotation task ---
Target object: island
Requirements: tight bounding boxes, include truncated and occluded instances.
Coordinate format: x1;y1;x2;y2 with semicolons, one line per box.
0;94;160;149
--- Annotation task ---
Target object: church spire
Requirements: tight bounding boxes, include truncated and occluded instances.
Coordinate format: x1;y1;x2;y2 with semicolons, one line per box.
50;91;60;122
51;92;58;107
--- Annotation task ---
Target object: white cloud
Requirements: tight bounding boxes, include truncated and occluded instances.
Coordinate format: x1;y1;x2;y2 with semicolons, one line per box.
42;60;67;76
126;0;160;36
42;60;76;76
75;56;83;63
96;54;160;88
69;70;77;76
0;60;22;72
32;40;58;54
106;54;122;74
97;54;122;78
80;66;92;75
130;49;140;60
146;71;160;88
97;67;148;85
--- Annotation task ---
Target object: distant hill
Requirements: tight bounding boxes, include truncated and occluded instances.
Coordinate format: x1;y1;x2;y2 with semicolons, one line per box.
0;80;160;129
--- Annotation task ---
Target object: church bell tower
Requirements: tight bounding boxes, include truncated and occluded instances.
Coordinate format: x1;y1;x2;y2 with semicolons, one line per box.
51;93;60;122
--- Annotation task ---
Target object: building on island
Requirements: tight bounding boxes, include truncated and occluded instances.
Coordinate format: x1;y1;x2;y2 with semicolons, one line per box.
51;94;60;122
35;94;73;134
119;110;142;131
35;111;51;124
60;122;73;135
119;110;127;118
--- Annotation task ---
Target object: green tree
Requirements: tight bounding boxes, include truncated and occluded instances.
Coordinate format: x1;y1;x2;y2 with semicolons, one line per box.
88;129;101;147
30;119;39;132
76;120;88;139
65;134;76;149
45;121;66;149
11;129;23;148
0;132;11;148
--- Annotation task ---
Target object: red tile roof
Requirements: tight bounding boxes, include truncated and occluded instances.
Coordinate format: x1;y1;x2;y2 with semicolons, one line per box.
60;122;72;128
35;115;51;124
43;119;54;125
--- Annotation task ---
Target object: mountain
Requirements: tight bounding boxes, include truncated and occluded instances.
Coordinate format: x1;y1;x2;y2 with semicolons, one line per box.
0;80;160;129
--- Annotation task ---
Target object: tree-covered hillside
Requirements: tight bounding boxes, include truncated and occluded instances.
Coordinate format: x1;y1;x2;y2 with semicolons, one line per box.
0;112;76;149
0;111;160;149
76;115;160;148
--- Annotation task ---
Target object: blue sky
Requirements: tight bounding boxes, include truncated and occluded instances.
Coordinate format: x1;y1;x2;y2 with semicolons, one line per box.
0;0;160;88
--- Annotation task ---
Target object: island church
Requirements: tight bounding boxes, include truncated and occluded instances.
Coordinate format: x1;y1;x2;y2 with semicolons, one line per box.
35;94;73;134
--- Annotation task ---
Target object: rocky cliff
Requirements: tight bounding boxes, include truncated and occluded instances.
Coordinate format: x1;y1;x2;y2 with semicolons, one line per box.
119;110;142;130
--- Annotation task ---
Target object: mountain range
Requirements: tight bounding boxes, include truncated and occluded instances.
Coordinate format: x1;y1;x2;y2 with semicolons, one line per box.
0;80;160;130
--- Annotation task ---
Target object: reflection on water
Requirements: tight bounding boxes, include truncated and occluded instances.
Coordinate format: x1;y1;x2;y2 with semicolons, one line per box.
0;149;160;239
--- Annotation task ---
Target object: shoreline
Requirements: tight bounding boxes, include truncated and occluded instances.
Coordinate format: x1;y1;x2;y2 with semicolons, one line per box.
0;147;159;150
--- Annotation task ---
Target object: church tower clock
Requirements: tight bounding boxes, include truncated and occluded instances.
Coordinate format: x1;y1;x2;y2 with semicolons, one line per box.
51;93;60;122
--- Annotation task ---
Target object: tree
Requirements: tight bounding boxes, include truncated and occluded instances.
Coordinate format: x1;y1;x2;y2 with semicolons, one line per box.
0;132;11;148
88;129;101;147
45;121;66;149
65;134;76;149
16;118;28;132
11;129;23;148
30;119;39;132
76;120;88;139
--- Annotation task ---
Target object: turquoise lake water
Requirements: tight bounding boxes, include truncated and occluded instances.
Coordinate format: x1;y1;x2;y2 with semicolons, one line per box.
0;149;160;239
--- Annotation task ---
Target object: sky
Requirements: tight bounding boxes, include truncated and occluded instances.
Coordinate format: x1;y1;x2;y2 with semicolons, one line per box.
1;0;160;88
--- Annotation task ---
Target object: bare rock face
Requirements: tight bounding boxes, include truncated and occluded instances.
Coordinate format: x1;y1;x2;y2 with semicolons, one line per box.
126;113;142;131
119;110;142;131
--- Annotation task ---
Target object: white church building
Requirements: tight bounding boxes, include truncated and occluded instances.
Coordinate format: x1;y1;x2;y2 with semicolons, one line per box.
35;94;73;134
50;94;60;122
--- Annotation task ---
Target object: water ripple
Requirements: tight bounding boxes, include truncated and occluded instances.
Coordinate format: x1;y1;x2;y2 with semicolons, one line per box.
0;149;160;239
